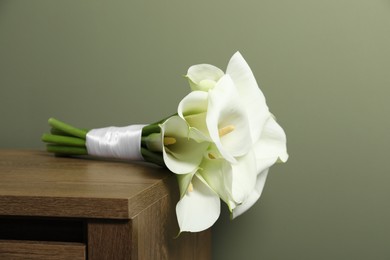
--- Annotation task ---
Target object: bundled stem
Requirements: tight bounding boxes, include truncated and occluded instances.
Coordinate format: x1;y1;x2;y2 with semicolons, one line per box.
42;118;89;156
48;118;88;139
42;117;166;167
42;134;86;147
46;145;88;155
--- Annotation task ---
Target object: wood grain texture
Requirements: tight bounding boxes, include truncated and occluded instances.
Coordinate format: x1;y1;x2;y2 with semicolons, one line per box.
0;240;86;260
0;150;172;219
88;220;132;260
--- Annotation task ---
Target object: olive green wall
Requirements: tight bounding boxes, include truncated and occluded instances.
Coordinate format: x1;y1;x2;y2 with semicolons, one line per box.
1;1;390;259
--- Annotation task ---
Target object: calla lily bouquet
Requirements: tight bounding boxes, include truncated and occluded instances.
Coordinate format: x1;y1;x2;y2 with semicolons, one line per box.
42;52;288;233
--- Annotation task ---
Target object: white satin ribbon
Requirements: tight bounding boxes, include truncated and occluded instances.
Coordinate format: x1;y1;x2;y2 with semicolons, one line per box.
86;124;146;161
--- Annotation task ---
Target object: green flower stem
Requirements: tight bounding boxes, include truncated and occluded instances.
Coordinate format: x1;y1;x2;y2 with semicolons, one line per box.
50;128;73;136
141;148;165;167
48;118;88;139
50;127;89;137
142;123;161;137
141;113;178;137
141;136;155;146
46;144;88;155
42;133;86;147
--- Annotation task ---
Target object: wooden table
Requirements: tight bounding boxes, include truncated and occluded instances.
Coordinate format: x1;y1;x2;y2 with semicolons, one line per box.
0;150;211;259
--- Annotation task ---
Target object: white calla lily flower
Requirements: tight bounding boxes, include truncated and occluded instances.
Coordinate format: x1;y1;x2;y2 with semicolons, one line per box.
197;151;235;209
176;174;220;232
178;90;210;142
160;116;209;174
199;147;257;211
179;75;253;163
187;64;224;91
206;75;252;162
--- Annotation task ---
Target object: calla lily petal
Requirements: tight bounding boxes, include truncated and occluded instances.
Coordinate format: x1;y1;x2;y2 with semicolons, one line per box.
178;91;209;117
253;115;289;173
207;75;252;162
176;174;221;232
230;150;257;204
232;168;269;219
187;64;224;91
226;52;270;142
177;171;196;199
161;116;209;174
178;91;210;142
198;153;235;210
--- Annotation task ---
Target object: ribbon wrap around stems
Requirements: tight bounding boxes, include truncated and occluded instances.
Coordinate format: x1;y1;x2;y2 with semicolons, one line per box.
86;124;146;161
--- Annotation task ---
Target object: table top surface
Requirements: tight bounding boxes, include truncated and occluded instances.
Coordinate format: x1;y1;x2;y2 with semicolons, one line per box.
0;150;174;219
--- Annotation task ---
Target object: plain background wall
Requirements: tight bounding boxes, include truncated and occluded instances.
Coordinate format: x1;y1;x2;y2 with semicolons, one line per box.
1;1;390;259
